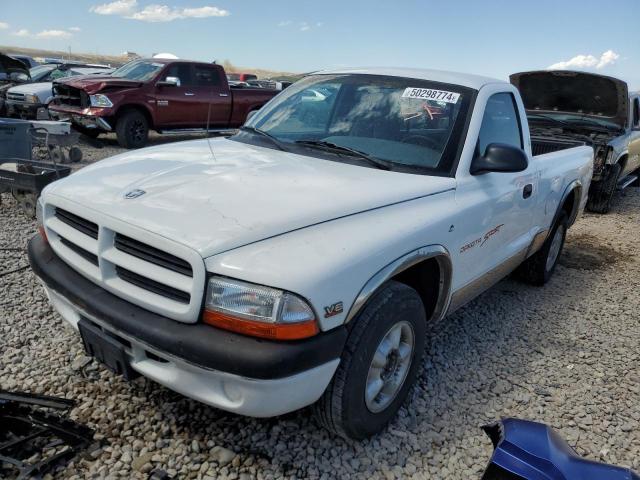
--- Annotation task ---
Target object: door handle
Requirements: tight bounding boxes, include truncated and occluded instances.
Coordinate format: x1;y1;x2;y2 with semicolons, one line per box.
184;92;195;96
523;184;533;199
219;93;229;97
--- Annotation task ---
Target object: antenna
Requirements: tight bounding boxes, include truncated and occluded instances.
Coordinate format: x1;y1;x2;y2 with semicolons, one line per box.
205;85;217;162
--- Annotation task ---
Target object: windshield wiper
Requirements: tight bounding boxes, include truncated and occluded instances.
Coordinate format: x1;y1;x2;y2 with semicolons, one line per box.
527;114;572;127
294;139;391;171
240;126;287;151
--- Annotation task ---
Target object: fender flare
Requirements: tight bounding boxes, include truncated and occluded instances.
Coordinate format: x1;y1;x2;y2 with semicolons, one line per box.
345;245;453;324
115;103;155;127
553;179;583;229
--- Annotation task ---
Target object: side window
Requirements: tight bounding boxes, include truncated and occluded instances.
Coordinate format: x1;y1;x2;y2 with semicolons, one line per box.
193;66;221;87
164;63;192;86
477;92;523;155
633;98;640;127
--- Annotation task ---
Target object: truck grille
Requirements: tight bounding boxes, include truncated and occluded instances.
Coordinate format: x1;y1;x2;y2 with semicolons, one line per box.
43;203;204;322
115;266;191;304
7;92;25;102
53;84;89;108
115;233;193;276
55;208;98;239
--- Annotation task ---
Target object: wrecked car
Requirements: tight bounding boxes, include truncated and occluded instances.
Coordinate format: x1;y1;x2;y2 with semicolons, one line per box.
30;68;593;439
6;66;114;119
0;53;31;117
48;58;279;148
511;70;640;213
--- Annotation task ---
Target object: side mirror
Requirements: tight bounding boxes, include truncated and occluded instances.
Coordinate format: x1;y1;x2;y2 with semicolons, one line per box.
157;76;180;87
245;110;259;123
470;143;528;175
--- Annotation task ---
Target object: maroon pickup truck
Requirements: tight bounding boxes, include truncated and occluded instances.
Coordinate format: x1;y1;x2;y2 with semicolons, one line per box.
48;58;279;148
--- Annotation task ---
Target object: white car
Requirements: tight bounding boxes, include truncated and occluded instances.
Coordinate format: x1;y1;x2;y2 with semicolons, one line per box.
6;65;112;118
29;67;593;439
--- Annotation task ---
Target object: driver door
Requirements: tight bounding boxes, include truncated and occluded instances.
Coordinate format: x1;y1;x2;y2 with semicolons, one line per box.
454;92;539;295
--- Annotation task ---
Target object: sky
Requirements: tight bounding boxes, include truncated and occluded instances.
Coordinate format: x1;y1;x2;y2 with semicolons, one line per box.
1;0;639;88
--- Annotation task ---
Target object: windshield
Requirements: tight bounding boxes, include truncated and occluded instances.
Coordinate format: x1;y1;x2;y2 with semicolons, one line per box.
111;60;164;81
242;74;473;174
29;65;55;81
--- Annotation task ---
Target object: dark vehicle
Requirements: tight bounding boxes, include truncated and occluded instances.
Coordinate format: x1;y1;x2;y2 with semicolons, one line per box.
49;59;279;148
227;72;258;82
482;418;640;480
0;53;31;116
10;54;39;68
511;70;640;213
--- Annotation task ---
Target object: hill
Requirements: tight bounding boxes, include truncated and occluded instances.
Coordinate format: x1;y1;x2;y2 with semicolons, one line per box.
1;45;299;80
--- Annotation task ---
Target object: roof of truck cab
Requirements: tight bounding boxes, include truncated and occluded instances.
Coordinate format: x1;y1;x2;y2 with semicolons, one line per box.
317;67;504;90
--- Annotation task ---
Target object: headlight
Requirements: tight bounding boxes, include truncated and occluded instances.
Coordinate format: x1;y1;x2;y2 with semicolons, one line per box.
202;276;318;340
25;94;40;104
89;94;113;108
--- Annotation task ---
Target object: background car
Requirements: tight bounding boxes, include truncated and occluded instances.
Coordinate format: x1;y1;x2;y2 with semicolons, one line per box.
9;54;39;68
6;66;114;119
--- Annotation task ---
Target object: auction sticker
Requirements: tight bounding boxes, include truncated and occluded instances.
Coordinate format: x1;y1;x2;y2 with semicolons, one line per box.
402;87;460;103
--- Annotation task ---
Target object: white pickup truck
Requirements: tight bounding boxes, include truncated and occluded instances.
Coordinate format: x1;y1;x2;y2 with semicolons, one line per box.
29;68;593;439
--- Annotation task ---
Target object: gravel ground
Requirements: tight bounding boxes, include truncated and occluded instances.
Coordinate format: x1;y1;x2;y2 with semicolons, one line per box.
1;136;639;479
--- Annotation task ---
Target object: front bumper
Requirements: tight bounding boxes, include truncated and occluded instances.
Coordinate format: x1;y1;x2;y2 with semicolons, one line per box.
28;234;346;417
6;100;44;118
48;105;113;131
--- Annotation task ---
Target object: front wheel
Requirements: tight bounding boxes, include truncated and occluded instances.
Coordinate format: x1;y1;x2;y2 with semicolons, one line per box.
313;281;426;439
587;163;621;214
517;212;568;286
115;110;149;149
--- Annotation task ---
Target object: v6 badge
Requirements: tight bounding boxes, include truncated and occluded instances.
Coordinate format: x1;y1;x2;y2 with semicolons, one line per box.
324;301;344;318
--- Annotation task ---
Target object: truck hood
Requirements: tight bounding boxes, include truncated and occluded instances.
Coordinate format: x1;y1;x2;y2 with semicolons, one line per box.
8;81;53;98
54;76;142;94
510;70;628;129
46;138;455;257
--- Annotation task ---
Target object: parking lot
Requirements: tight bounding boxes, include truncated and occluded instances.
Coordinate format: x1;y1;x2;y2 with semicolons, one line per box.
1;134;638;479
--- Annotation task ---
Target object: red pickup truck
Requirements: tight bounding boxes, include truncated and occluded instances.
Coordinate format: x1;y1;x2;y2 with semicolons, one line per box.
48;59;279;148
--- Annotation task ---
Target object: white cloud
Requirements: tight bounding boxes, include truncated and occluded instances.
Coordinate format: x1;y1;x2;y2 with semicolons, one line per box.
90;0;229;22
91;0;137;15
548;50;620;70
12;29;30;37
0;22;9;29
128;4;229;21
278;20;323;31
596;49;620;69
36;29;73;39
68;26;82;32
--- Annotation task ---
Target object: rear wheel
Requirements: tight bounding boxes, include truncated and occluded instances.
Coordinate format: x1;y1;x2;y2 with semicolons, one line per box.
587;163;621;214
517;212;568;286
314;281;426;439
115;110;149;149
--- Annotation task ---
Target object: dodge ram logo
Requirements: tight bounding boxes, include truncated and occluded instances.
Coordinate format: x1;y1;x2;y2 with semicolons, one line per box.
124;189;146;199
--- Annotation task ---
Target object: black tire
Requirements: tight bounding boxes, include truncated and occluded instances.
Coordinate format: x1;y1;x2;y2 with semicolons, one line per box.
115;110;149;149
587;163;621;214
74;126;101;139
314;281;426;439
517;212;568;286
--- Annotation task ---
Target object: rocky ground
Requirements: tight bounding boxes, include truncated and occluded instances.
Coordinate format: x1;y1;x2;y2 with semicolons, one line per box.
1;136;639;479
